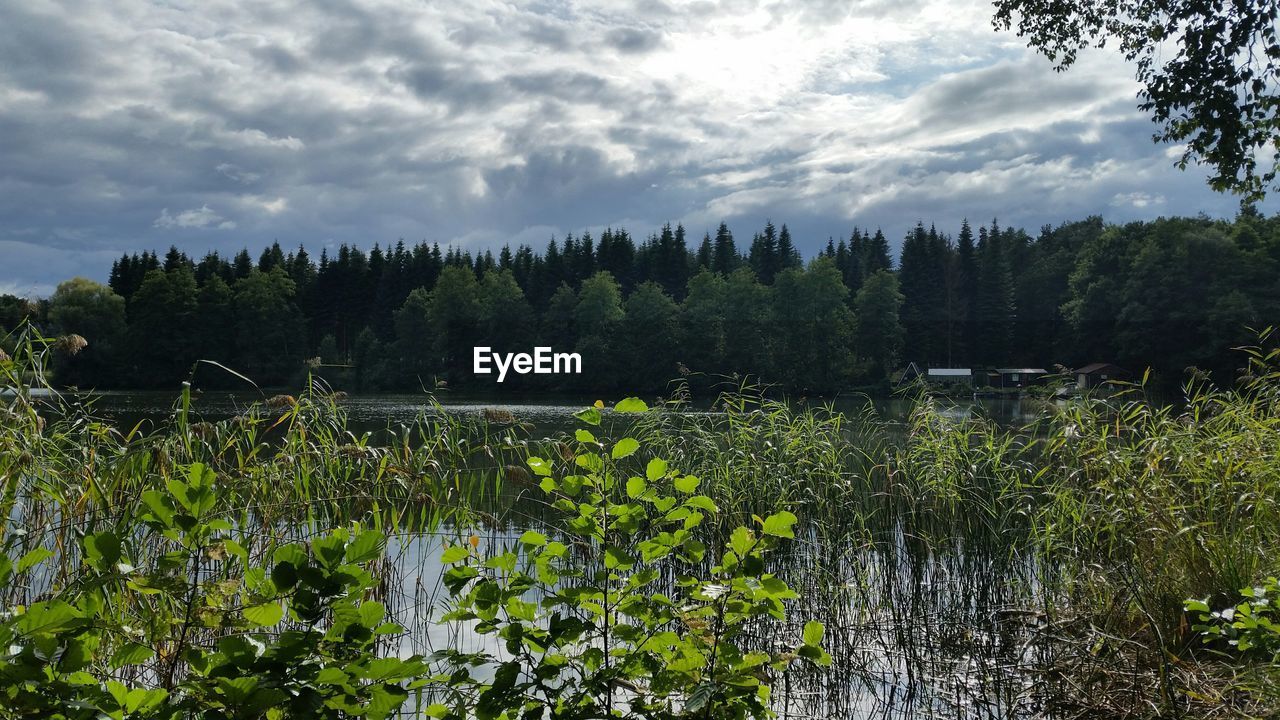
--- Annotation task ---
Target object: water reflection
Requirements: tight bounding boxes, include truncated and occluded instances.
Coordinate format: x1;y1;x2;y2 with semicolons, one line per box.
369;518;1058;719
81;390;1054;435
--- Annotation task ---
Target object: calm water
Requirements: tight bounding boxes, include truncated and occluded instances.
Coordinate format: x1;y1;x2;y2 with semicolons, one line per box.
78;389;1052;436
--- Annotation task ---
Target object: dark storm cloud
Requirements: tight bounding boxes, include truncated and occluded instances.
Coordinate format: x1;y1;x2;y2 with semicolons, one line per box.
388;61;506;112
603;27;666;54
515;16;573;48
0;3;98;102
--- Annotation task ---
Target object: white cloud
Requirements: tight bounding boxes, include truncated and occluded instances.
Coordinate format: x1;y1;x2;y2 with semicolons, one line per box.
1112;191;1166;208
216;163;261;184
153;205;237;229
239;195;289;215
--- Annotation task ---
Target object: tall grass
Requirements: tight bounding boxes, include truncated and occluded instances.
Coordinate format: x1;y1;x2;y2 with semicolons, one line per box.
4;324;1280;718
1036;346;1280;637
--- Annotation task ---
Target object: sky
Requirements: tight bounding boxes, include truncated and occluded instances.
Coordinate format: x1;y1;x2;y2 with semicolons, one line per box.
1;0;1273;297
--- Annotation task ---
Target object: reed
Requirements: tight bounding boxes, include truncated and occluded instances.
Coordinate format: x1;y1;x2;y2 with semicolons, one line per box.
3;324;1279;718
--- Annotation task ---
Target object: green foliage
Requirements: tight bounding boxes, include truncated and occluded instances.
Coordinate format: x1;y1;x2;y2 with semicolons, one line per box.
430;402;826;719
1037;338;1280;634
1187;578;1280;661
424;266;484;384
6;321;1280;717
393;287;435;383
0;462;427;719
680;270;727;375
2;338;840;717
232;267;306;385
46;277;127;386
128;267;201;385
852;270;904;381
479;269;537;358
770;257;857;392
621;281;681;390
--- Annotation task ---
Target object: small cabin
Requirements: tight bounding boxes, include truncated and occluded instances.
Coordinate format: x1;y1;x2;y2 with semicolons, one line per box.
994;368;1047;389
926;368;973;386
1075;362;1127;389
895;364;974;387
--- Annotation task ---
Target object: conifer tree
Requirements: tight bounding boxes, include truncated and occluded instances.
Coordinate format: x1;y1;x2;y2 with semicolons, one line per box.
975;220;1016;364
712;222;738;275
696;232;713;270
954;219;978;364
748;221;779;283
777;224;801;270
232;249;254;279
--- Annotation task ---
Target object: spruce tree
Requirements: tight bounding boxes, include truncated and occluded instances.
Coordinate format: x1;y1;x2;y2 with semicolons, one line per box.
954;219;978;364
696;232;713;270
975;221;1016;364
712;222;738;275
777;224;800;270
232;249;254;279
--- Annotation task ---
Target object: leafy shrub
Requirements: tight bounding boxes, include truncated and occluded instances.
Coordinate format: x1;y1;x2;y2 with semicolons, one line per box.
427;398;828;719
1187;578;1280;661
0;462;427;719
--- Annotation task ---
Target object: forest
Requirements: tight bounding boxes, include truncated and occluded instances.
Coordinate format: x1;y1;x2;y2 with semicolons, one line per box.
4;208;1279;393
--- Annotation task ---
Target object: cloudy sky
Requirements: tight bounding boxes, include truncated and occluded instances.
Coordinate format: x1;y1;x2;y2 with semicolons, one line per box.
1;0;1271;296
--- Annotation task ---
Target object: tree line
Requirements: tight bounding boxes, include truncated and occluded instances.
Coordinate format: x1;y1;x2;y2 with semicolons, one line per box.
3;209;1278;394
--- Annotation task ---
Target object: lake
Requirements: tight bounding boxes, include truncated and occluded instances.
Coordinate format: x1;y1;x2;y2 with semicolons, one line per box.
78;389;1054;436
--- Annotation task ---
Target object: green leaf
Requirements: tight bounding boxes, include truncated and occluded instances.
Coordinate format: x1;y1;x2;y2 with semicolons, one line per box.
441;545;470;564
17;547;53;573
518;530;548;547
802;620;825;646
626;476;647;498
527;456;552;477
1184;599;1212;614
124;688;169;714
686;683;715;712
673;475;700;494
17;600;83;636
110;642;155;668
685;495;719;513
244;602;284;627
604;545;636;570
797;644;832;666
614;397;648;413
218;677;259;704
345;529;386;564
575;429;596;443
761;576;798;600
575;407;602;426
761;511;798;538
359;601;386;628
729;527;755;557
315;667;350;684
575;453;603;472
646;458;668;481
83;532;122;570
612;437;640;459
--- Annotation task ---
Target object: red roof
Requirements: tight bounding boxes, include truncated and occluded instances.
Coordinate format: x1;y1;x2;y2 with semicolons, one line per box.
1075;362;1126;375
